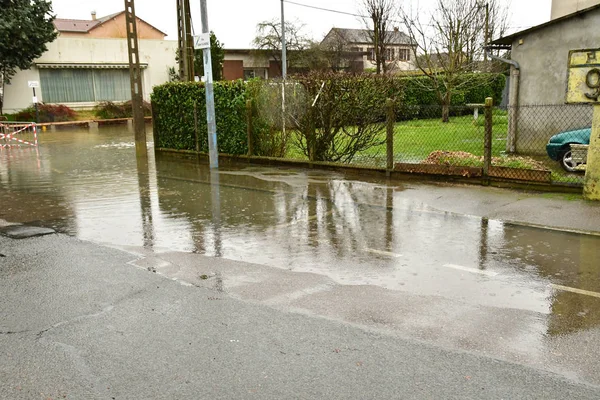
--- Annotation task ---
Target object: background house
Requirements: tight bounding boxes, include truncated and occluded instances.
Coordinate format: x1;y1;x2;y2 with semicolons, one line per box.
490;3;600;154
3;12;175;114
223;49;275;81
321;28;416;72
54;11;167;40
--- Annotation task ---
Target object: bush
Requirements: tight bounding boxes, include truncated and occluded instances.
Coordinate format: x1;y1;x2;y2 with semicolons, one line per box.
151;80;250;155
94;100;151;120
14;103;76;123
292;72;397;162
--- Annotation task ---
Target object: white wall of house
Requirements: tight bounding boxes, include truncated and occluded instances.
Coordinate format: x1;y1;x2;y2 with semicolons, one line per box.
350;44;415;72
3;37;177;114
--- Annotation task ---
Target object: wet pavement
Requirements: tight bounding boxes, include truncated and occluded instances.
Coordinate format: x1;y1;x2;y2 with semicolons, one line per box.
2;126;600;390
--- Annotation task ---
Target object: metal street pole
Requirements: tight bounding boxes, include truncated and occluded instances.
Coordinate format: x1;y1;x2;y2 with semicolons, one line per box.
281;0;287;79
280;0;287;143
200;0;218;169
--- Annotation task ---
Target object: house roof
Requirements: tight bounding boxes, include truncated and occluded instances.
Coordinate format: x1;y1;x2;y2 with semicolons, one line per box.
322;28;413;46
53;18;101;33
490;3;600;46
54;11;167;36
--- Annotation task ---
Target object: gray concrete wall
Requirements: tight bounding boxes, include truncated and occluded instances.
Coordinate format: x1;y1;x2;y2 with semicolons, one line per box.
510;8;599;154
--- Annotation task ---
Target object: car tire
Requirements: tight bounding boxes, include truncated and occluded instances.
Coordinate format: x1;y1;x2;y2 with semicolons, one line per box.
560;147;580;173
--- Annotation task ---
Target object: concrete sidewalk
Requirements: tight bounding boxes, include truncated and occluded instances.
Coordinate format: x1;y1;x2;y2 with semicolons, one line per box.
1;232;600;399
392;181;600;235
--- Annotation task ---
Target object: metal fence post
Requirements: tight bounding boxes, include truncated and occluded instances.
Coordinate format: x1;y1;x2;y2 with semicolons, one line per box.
483;97;493;181
194;101;200;152
386;98;395;175
151;101;158;150
246;100;253;156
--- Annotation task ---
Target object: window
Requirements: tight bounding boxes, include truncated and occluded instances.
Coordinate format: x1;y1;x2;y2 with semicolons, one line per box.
40;68;132;103
385;48;395;61
367;47;375;61
398;48;411;62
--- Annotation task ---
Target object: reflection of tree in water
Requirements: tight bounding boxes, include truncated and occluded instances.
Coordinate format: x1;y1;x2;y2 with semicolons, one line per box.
0;147;75;232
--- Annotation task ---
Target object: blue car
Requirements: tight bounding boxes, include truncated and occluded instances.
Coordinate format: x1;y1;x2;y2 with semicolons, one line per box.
546;128;591;172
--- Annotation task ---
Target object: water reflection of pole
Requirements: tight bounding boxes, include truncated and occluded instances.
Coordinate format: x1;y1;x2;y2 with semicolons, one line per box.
210;170;222;257
478;217;489;270
136;154;155;248
385;187;394;252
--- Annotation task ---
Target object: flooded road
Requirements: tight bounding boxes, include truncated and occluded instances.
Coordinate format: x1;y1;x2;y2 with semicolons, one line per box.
2;126;600;383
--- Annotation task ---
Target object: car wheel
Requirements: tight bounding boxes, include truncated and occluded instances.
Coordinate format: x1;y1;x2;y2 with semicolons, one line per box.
560;148;580;172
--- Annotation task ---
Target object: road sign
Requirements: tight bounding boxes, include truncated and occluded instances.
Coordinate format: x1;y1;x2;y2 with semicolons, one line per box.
567;49;600;103
28;81;40;88
194;33;211;49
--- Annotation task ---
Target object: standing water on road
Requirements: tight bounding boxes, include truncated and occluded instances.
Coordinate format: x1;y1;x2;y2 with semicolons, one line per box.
2;125;600;382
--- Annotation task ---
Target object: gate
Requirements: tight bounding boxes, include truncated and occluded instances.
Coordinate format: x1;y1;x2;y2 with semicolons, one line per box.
0;122;38;148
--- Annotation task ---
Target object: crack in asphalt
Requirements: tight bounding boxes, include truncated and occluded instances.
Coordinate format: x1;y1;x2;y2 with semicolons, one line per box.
36;305;115;339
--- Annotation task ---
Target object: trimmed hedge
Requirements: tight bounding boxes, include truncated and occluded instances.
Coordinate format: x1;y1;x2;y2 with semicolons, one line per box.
401;73;506;106
151;81;249;154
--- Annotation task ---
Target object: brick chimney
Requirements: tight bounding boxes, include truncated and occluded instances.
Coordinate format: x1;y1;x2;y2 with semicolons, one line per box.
91;11;97;20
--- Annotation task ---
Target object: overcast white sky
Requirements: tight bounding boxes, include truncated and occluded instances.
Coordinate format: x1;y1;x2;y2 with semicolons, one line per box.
49;0;552;48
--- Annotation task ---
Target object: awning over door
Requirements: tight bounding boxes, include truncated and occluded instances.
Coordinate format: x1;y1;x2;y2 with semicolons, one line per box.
36;63;148;69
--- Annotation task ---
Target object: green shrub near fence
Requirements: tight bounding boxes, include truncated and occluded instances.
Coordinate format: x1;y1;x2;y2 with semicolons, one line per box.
14;104;77;123
94;101;152;120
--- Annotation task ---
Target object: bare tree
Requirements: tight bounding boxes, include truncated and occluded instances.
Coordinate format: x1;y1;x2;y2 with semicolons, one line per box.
360;0;397;75
402;0;489;122
253;19;310;75
485;0;511;71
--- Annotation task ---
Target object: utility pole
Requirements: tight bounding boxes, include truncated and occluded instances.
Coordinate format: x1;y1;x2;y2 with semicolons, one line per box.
200;0;218;169
176;0;195;81
184;0;195;80
124;0;147;157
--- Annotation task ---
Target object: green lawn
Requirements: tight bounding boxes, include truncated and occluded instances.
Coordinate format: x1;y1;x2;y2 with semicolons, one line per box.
348;112;508;167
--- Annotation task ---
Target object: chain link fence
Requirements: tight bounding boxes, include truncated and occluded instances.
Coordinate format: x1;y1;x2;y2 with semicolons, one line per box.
500;104;593;186
154;79;591;188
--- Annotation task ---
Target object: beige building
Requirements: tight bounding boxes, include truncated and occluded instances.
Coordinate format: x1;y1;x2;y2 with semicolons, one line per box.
3;12;175;113
551;0;600;19
321;28;416;72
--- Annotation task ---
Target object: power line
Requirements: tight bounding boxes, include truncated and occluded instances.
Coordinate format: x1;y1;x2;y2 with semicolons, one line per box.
283;0;365;19
282;0;535;31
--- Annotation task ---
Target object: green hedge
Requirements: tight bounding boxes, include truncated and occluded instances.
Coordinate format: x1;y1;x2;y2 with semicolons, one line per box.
401;73;506;106
151;80;249;154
